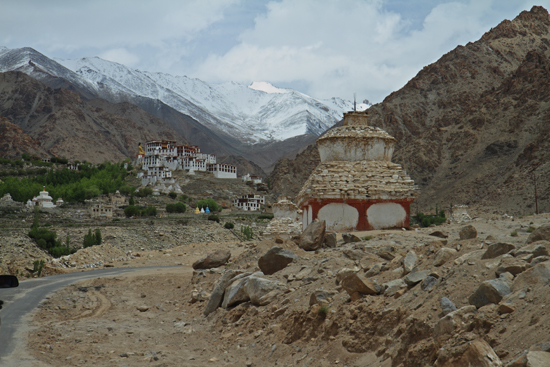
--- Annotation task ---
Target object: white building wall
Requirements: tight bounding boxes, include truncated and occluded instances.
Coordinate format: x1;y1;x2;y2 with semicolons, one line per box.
317;203;359;232
366;202;407;229
213;170;237;179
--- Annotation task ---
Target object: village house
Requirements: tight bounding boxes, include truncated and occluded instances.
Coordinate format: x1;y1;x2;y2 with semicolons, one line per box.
233;194;265;211
296;110;420;232
89;203;113;219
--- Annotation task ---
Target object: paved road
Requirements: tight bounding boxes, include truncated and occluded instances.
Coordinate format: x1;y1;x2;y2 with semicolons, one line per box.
0;266;180;365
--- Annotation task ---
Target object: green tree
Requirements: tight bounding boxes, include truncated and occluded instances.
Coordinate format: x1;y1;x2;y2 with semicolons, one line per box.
142;206;157;217
124;205;140;217
129;196;135;206
94;229;102;246
83;229;96;248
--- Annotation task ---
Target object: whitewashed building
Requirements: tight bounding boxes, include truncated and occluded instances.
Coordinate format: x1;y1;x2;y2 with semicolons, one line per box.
208;163;237;179
138;139;237;185
242;174;262;184
234;194;265;211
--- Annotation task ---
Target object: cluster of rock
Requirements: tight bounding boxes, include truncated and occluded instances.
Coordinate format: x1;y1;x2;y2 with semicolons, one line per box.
50;244;132;269
199;247;296;316
192;220;550;366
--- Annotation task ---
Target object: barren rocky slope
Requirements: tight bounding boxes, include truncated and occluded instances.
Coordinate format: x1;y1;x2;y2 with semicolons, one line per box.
0;71;185;163
270;6;550;216
2;210;548;366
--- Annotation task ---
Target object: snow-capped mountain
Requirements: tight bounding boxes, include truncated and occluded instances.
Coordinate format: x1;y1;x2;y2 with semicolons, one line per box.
0;46;367;144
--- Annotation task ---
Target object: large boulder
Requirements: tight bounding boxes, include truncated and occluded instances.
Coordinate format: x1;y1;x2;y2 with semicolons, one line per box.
430;230;449;239
258;246;299;275
341;273;381;298
221;274;252;308
193;250;231;269
469;278;511;308
404;270;430;287
434;339;502;367
526;225;550;244
342;233;361;243
459;225;478;240
433;248;457;267
507;351;550;367
403;250;417;274
300;220;326;251
482;243;516;259
323;233;337;248
512;261;550;292
336;267;359;285
204;270;243;316
434;305;477;337
514;241;550;258
244;276;283;305
495;257;528;276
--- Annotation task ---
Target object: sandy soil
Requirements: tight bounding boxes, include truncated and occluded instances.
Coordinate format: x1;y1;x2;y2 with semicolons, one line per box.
16;213;550;366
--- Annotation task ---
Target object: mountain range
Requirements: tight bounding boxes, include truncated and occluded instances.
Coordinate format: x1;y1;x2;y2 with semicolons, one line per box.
270;5;550;215
0;46;361;172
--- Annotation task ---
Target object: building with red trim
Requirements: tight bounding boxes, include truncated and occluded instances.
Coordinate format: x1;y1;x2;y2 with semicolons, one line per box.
296;111;420;232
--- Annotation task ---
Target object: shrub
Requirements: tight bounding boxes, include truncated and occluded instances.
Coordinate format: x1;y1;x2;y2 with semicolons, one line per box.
511;230;518;237
527;226;535;233
361;235;373;241
119;185;135;196
241;225;253;240
208;214;220;223
49;246;74;258
142;206;157;217
33;260;45;277
166;202;186;213
129;196;135;206
224;222;234;229
179;195;188;202
319;305;329;315
414;210;446;228
168;192;177;199
83;229;95;248
258;213;274;220
135;187;153;197
124;205;140;217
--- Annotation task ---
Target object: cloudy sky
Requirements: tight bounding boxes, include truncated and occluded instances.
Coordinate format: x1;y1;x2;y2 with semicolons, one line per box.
0;0;547;102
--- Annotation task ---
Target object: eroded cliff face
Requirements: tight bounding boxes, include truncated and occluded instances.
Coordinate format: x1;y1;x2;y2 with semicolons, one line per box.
271;6;550;215
0;116;47;158
0;71;185;163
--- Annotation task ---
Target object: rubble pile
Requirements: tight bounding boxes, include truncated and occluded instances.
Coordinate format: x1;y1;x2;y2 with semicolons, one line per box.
50;244;130;269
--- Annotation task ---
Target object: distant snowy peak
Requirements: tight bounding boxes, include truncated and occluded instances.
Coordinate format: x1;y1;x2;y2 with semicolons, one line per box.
248;81;289;94
0;46;363;144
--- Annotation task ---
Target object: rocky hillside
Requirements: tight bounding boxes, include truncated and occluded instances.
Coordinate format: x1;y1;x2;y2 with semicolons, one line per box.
0;71;186;163
270;6;550;216
0;116;49;159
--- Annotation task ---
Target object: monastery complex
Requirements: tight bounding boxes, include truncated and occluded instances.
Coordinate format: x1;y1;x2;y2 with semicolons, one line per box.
137;140;237;188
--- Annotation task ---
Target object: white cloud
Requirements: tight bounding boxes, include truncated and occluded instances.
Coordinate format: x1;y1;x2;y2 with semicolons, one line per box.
2;0;549;102
99;48;140;67
193;0;541;102
0;0;238;51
